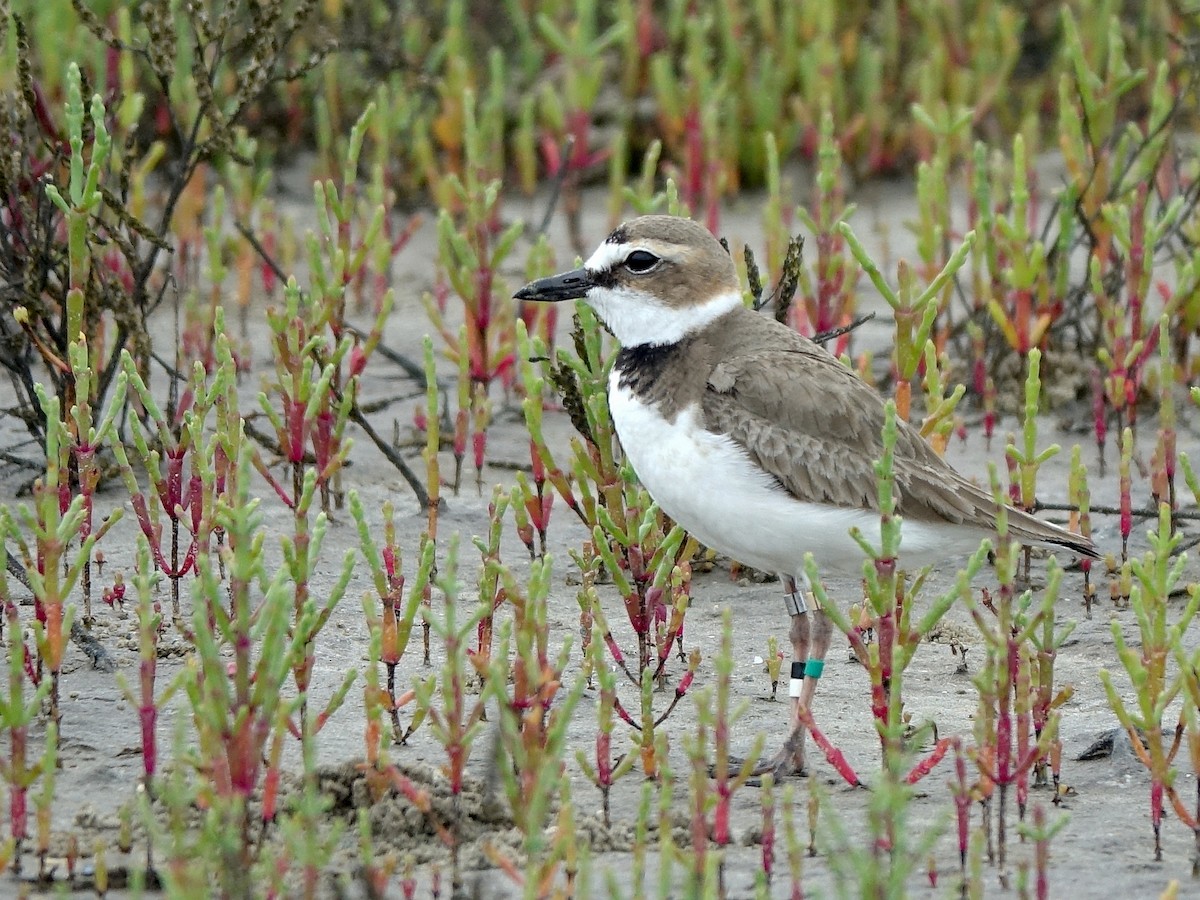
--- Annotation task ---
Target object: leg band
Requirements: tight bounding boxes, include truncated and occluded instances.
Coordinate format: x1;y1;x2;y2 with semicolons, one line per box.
804;659;825;679
784;590;808;616
789;660;805;698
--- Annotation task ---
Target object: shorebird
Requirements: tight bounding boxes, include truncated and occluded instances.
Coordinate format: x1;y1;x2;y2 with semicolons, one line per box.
514;214;1098;777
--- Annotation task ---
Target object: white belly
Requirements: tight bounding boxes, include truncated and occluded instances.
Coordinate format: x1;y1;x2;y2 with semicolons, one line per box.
607;378;985;576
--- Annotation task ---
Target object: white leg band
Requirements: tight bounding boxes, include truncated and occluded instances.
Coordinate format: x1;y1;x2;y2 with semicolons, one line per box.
789;661;805;698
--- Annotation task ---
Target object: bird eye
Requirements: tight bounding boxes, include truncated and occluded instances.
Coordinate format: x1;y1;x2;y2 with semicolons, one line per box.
623;250;661;274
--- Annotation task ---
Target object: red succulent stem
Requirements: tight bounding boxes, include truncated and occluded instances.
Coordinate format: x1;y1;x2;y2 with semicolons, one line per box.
596;731;612;785
602;628;628;674
1033;804;1050;900
9;727;27;843
286;399;308;463
796;706;862;787
1151;779;1164;857
952;740;970;868
761;787;775;884
683;104;703;211
139;678;157;782
1091;368;1107;463
905;737;953;784
673;666;695;699
314;409;333;471
713;783;731;847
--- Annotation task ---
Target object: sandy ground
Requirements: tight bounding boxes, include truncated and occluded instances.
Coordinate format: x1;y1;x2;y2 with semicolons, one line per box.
3;168;1200;898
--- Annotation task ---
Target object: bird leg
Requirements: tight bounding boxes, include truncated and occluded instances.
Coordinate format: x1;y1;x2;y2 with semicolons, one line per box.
751;574;834;778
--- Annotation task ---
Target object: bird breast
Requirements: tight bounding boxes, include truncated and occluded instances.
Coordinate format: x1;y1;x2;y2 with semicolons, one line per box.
607;374;900;575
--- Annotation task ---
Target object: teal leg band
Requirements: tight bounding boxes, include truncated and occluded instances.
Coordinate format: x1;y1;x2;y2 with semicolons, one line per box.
804;659;825;679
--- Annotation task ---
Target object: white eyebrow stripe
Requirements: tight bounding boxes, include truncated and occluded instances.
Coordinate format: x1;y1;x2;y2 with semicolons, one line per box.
584;240;626;272
585;240;635;272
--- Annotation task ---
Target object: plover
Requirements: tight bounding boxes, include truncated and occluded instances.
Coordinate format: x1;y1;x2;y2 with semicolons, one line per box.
514;214;1098;777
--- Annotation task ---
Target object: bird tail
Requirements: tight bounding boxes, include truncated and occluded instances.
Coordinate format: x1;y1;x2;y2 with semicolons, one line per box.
1004;505;1100;560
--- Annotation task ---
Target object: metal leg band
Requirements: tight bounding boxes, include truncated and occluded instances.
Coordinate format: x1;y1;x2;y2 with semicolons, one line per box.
784;590;808;616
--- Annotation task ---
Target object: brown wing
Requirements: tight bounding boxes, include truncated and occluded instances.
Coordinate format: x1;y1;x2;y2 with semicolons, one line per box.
701;342;1098;557
700;347;995;526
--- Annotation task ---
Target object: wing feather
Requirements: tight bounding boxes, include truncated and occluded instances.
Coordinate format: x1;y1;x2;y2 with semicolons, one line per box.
689;311;1096;557
700;348;989;526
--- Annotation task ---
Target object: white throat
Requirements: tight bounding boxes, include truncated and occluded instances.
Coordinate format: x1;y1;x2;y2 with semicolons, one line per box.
584;287;741;347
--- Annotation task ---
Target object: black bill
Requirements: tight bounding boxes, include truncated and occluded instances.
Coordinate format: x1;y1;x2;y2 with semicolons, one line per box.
513;267;596;302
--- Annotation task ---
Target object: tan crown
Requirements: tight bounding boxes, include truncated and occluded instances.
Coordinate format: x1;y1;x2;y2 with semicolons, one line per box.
590;216;740;308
